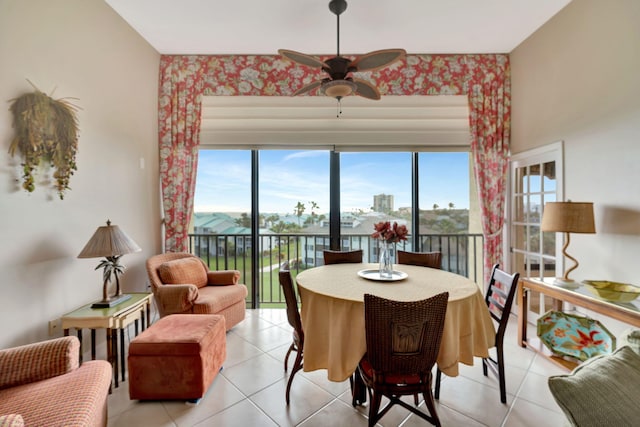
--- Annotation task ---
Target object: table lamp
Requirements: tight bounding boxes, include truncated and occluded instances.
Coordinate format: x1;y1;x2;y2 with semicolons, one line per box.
541;201;595;288
78;220;141;308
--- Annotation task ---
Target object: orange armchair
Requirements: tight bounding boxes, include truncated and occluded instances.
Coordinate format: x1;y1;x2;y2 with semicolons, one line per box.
0;336;111;426
146;252;247;330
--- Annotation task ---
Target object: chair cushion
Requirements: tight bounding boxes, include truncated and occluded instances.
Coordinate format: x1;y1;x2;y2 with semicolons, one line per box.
548;345;640;427
192;285;247;314
158;257;207;288
359;357;422;385
128;314;225;356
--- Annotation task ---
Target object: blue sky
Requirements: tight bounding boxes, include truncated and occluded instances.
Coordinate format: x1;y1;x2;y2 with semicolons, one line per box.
195;150;470;214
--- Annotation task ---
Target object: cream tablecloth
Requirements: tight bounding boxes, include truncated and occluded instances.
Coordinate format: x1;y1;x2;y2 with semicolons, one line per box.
296;263;496;382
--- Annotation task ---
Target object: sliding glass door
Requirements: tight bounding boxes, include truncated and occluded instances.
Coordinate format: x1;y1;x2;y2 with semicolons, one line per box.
194;148;478;307
339;152;412;263
258;150;330;306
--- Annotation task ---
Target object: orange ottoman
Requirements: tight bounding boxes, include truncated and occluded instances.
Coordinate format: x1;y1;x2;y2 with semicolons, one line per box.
128;314;226;401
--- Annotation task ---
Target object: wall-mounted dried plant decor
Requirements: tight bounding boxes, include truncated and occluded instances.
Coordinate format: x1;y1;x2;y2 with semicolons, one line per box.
8;81;79;200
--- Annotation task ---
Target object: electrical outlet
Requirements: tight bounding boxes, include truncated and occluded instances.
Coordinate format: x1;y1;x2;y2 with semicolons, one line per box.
48;319;61;336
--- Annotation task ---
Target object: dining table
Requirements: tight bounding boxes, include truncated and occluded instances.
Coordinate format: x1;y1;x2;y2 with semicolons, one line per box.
295;263;496;388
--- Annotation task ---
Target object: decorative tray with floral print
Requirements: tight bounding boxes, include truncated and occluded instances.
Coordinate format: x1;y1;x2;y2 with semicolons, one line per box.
536;310;616;361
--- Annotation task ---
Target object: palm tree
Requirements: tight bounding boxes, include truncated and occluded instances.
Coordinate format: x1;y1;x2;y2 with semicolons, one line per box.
294;201;305;226
309;201;320;224
448;202;455;209
96;255;125;300
235;212;251;228
265;214;279;227
271;221;287;233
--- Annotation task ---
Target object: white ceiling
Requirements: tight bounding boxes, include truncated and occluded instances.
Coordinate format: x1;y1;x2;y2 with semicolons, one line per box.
105;0;573;55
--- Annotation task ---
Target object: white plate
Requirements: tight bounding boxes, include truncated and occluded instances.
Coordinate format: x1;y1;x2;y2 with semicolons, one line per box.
357;269;408;282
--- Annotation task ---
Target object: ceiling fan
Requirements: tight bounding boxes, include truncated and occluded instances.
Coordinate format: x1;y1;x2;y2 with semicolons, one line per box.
278;0;406;101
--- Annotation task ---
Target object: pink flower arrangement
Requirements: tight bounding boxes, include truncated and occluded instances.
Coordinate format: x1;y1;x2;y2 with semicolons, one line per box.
372;221;409;244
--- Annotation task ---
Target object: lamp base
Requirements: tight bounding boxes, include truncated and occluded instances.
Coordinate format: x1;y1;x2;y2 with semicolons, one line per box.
552;277;581;290
91;293;132;308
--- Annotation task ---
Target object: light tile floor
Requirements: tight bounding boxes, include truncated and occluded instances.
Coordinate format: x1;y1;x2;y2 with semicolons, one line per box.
107;309;569;427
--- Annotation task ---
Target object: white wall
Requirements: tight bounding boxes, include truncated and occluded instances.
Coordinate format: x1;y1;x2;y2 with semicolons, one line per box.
0;0;161;349
511;0;640;332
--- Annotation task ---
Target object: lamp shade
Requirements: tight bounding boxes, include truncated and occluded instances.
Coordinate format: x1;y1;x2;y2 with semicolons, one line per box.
321;79;357;99
78;220;141;258
541;202;596;234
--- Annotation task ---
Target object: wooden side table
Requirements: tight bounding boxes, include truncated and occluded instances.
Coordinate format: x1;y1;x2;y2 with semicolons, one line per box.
517;277;640;370
61;292;152;387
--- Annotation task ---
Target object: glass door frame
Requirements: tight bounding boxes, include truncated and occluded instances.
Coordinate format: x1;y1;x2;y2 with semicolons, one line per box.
508;141;564;319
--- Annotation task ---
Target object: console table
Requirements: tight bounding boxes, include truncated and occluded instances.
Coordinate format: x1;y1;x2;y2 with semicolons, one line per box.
61;292;152;387
517;277;640;370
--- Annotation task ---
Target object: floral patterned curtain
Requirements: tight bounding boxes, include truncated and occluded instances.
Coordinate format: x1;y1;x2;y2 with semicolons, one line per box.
158;57;205;252
467;56;511;283
158;54;510;279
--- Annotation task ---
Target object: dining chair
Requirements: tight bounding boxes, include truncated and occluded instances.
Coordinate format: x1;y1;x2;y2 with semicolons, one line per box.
396;249;444;405
278;270;305;405
358;292;449;427
434;264;520;404
323;249;363;265
397;250;442;269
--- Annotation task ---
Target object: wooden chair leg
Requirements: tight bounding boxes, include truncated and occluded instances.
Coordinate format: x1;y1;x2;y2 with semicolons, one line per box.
285;349;303;405
284;343;294;372
367;390;383;427
351;369;368;406
497;347;507;404
422;390;441;427
434;368;442;399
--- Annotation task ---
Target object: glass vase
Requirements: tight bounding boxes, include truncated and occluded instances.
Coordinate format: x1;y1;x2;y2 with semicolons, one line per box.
379;241;394;279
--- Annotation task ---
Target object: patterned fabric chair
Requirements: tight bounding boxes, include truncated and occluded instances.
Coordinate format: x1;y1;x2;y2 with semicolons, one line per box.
0;336;112;426
146;252;248;330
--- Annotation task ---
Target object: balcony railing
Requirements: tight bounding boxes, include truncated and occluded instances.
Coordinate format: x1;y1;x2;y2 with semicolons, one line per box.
188;232;484;308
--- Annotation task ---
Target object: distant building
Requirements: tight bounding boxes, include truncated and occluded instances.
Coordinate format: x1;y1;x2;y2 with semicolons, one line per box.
373;194;394;214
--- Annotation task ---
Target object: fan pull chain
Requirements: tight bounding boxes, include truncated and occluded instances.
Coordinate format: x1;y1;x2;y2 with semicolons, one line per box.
336;98;343;118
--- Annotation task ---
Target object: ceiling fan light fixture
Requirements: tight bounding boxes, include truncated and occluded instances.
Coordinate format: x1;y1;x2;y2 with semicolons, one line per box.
279;0;404;103
321;79;357;99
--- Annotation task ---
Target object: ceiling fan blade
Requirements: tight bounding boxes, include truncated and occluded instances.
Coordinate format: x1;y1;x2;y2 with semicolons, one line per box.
353;78;381;100
350;49;407;72
278;49;328;69
292;80;323;96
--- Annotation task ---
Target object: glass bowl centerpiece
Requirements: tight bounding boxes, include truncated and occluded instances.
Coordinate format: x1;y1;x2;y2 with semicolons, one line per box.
582;280;640;303
372;221;408;279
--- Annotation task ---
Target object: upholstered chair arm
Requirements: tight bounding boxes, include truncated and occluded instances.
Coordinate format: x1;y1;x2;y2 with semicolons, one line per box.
0;336;79;390
154;283;199;314
207;270;241;286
